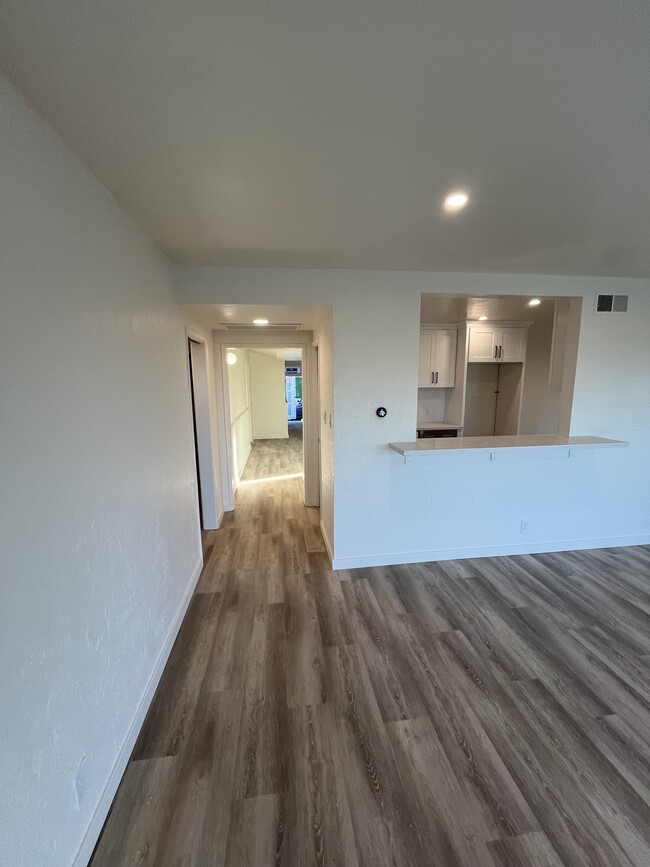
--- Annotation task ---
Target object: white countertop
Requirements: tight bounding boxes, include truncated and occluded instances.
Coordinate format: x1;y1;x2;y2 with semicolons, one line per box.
389;434;628;456
415;421;461;430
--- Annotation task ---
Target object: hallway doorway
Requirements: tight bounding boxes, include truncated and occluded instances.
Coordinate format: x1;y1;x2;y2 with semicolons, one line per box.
182;305;329;516
226;346;306;487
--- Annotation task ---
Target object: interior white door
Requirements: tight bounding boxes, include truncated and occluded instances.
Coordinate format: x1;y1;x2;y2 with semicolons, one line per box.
188;339;219;530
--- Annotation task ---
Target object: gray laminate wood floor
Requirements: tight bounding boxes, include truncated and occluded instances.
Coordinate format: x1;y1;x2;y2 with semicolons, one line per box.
240;421;303;481
90;477;650;866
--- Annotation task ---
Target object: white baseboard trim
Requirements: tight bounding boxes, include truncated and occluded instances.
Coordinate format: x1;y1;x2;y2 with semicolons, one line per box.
330;534;650;571
72;556;203;867
320;520;334;568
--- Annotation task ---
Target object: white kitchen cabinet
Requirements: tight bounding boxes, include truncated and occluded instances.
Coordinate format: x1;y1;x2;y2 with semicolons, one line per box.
418;329;457;387
466;325;499;362
467;324;528;363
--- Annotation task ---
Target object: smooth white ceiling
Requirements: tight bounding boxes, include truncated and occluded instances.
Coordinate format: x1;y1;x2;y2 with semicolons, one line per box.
183;303;327;331
2;1;649;275
421;294;557;324
243;348;303;361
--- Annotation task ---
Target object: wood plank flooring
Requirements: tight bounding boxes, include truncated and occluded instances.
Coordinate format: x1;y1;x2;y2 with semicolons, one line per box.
240;420;303;481
90;478;650;866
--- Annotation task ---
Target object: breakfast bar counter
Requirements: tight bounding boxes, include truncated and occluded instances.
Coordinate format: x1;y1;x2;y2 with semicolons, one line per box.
389;434;627;459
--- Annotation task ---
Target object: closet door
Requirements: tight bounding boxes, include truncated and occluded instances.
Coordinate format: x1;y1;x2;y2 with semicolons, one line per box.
463;364;499;436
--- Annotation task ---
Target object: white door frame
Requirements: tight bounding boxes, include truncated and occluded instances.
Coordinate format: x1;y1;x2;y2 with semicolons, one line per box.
213;330;319;510
187;331;221;530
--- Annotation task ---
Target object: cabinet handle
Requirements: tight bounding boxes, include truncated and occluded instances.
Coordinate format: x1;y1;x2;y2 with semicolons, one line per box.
435;371;439;384
431;372;435;384
494;345;498;359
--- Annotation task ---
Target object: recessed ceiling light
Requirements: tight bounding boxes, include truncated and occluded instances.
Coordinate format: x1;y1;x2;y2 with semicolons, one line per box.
443;191;469;212
478;315;488;321
528;299;541;307
253;318;269;325
226;352;237;366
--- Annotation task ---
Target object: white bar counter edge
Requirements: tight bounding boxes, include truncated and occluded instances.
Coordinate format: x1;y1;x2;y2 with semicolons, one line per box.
416;421;461;431
389;434;628;457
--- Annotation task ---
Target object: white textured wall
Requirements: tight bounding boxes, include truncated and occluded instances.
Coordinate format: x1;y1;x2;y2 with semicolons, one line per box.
249;350;289;440
173;267;650;567
0;76;200;866
227;348;253;483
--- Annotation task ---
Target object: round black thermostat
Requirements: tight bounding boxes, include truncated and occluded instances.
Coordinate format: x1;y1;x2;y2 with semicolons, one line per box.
376;407;387;418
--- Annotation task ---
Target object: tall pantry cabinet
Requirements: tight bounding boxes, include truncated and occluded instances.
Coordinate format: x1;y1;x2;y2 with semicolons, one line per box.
462;321;531;437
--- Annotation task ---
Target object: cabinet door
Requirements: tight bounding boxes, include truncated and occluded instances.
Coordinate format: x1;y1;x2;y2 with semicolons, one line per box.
467;326;498;362
500;327;527;362
418;332;434;387
432;329;457;387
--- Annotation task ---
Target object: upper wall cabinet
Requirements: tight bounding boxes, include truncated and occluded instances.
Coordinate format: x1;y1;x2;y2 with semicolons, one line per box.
467;323;529;363
418;328;457;387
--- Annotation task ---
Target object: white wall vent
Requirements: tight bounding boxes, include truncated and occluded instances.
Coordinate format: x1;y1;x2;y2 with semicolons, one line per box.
596;294;628;313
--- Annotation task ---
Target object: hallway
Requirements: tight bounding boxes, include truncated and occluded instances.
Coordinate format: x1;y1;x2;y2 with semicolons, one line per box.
241;420;303;482
90;478;650;866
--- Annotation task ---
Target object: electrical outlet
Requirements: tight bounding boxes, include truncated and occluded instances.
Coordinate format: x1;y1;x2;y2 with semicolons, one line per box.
520;520;529;533
72;755;87;810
